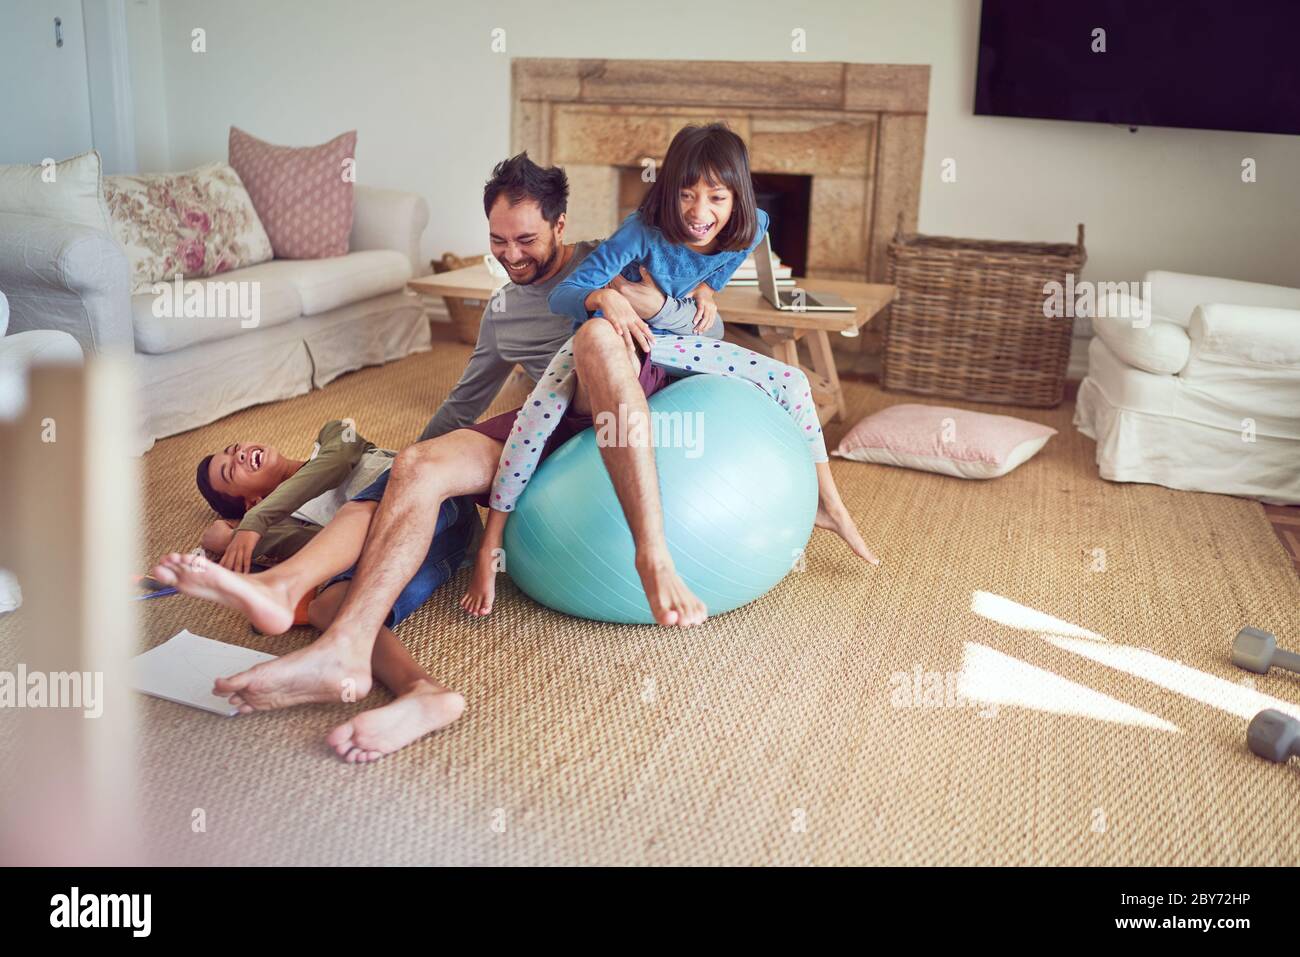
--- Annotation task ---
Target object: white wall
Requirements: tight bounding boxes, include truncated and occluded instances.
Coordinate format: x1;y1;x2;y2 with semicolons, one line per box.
124;0;171;172
82;0;139;174
140;0;1300;290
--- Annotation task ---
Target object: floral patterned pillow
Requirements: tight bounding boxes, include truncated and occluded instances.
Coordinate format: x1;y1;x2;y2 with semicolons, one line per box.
104;162;272;293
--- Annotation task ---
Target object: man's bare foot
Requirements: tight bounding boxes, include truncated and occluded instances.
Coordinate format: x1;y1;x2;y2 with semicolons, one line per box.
635;547;707;627
150;552;298;635
326;680;466;763
214;635;373;714
460;558;497;617
815;499;880;565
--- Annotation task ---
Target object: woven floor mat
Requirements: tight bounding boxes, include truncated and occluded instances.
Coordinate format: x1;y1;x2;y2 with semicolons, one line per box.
4;341;1298;864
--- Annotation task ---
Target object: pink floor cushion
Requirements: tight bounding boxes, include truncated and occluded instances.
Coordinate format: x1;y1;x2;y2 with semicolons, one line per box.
228;126;357;260
833;403;1057;479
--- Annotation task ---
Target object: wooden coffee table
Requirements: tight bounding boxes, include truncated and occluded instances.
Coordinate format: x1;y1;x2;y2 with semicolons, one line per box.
713;279;895;422
407;263;506;302
408;266;895;423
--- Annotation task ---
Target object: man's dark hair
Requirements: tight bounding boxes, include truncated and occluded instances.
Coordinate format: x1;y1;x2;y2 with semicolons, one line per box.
638;123;759;252
483;152;568;224
196;455;247;520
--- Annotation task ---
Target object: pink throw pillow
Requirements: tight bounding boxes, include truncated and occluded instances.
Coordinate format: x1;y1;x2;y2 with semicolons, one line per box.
833;404;1056;479
228;127;356;259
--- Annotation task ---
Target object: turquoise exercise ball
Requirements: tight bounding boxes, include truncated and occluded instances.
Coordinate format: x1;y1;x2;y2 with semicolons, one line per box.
502;373;819;624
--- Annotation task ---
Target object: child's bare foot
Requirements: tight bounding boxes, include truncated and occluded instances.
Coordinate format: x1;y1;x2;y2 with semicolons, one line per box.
150;552;297;634
815;499;880;565
326;680;465;763
635;547;707;627
813;462;880;565
460;559;497;617
213;634;372;714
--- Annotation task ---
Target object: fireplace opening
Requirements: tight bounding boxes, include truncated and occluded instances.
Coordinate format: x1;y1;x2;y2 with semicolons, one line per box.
617;167;812;277
751;172;811;277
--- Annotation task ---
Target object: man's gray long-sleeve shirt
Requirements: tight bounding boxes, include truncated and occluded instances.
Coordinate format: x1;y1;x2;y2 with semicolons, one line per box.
419;239;720;441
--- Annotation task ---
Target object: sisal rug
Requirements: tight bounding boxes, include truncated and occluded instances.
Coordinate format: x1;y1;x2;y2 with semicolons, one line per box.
1263;504;1300;578
7;338;1300;865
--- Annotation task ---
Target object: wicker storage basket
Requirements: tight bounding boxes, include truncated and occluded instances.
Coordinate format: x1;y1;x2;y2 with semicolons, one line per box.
432;252;490;345
883;221;1086;407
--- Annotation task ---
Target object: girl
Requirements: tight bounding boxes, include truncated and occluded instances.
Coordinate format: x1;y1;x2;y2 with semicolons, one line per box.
463;123;878;618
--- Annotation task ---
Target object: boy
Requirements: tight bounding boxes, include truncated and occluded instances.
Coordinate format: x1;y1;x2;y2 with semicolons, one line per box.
196;419;395;572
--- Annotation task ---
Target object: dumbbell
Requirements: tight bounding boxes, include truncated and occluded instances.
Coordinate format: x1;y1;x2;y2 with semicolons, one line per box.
1246;710;1300;764
1231;627;1300;676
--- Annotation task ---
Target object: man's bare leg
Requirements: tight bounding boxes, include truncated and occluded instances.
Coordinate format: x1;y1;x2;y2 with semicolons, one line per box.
149;500;377;635
571;320;707;627
214;430;501;712
298;583;466;762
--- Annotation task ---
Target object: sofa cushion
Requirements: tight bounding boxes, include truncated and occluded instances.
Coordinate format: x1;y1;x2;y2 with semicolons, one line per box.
132;271;302;355
1092;314;1191;376
228;127;357;260
1181;303;1300;424
234;250;412;316
104;162;273;294
1085;335;1299;437
0;150;112;234
1187;303;1300;369
135;290;429;444
1083;336;1184;416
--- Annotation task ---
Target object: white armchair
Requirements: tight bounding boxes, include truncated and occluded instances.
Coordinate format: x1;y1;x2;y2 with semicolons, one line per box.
0;288;84;613
0;288;84;416
1074;270;1300;504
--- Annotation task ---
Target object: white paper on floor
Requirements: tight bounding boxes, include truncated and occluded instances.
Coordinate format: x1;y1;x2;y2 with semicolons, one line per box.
132;629;276;716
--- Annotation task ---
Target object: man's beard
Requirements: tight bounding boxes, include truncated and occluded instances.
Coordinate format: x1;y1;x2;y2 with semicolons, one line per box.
499;235;559;285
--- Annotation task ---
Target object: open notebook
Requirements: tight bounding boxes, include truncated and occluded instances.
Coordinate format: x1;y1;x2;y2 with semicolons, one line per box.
132;629;276;716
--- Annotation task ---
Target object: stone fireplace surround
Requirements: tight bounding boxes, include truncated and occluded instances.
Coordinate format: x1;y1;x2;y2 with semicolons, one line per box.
510;58;929;357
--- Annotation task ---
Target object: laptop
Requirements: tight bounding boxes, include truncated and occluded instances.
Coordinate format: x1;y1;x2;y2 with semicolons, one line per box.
754;234;856;312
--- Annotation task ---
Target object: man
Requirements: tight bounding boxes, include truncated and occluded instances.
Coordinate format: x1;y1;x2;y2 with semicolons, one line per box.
419;157;716;443
208;153;716;727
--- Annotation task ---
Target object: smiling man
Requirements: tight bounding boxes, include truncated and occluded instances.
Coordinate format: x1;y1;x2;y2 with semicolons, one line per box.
418;153;711;441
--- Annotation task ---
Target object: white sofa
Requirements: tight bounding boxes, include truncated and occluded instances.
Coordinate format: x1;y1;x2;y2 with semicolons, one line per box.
0;185;430;450
1074;270;1300;504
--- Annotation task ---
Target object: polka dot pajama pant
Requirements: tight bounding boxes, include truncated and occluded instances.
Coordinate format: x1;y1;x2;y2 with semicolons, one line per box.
489;332;828;512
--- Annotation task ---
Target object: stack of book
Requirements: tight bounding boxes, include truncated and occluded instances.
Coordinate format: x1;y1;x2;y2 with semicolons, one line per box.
726;249;795;287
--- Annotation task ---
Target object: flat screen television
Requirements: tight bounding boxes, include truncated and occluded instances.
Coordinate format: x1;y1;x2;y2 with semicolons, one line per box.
974;0;1300;136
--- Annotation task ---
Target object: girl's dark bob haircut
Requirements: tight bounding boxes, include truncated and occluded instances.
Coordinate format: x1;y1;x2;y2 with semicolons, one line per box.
638;123;758;252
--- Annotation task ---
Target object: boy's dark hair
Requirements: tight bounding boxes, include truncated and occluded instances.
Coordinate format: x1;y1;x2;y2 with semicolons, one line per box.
638;123;759;252
196;455;247;520
483;152;568;224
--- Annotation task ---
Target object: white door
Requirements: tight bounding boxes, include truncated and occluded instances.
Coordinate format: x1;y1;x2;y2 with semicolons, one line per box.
0;1;95;165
